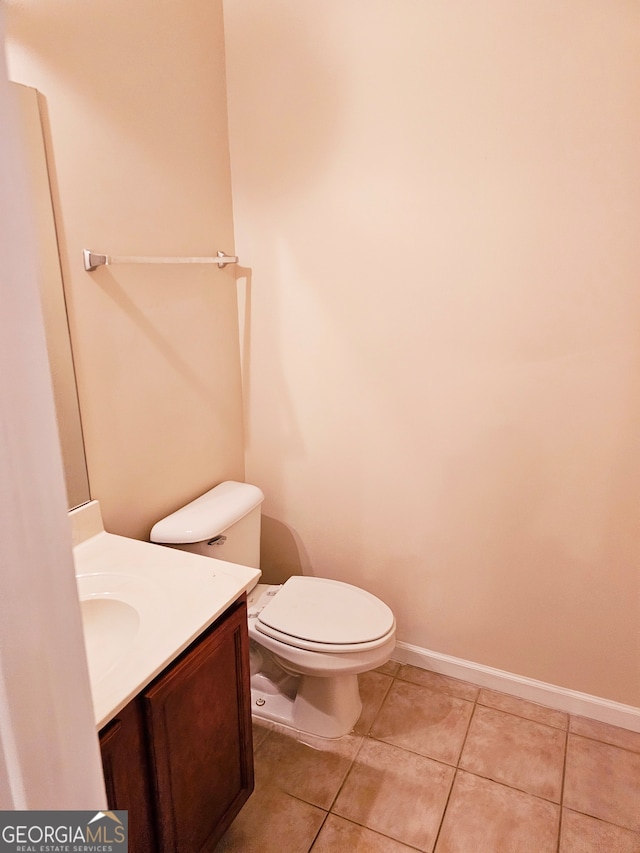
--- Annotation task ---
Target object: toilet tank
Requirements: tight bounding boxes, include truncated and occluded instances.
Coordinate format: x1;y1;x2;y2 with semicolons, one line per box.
150;481;265;569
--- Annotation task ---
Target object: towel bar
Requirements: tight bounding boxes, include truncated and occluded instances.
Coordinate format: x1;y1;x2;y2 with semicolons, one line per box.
83;249;238;272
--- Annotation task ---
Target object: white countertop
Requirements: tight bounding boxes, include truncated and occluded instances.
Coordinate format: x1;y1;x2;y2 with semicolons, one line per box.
71;501;260;730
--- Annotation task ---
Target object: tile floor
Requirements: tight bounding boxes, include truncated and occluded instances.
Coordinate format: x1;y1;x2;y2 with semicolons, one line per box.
216;661;640;852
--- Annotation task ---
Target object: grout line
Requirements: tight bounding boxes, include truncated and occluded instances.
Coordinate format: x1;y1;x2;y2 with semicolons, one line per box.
323;671;398;812
392;645;640;735
305;811;329;853
361;678;478;770
431;767;458;852
557;727;569;853
323;733;367;814
253;671;639;853
567;727;640;757
475;696;570;732
454;694;478;767
452;768;564;807
356;669;396;738
313;814;426;852
561;807;640;836
455;695;565;807
364;728;463;769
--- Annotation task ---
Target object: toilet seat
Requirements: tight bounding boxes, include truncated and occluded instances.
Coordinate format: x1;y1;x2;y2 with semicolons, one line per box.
254;576;396;653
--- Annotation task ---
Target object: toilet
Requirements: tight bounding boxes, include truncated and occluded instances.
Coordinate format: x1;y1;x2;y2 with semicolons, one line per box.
150;481;396;738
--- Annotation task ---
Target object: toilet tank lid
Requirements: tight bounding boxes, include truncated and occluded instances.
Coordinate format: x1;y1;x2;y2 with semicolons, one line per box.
150;481;265;544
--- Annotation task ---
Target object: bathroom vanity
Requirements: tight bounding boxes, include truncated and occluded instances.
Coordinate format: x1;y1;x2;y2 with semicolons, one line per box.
71;501;260;852
100;596;252;852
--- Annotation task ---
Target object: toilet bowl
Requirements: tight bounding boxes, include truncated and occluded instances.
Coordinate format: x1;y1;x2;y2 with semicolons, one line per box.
246;577;395;736
151;481;396;738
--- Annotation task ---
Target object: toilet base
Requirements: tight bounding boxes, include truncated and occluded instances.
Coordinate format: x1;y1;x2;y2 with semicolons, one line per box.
250;670;363;739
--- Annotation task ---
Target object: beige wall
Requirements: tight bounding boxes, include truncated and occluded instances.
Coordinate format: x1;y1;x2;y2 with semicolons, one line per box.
5;0;244;539
5;1;639;708
224;1;640;706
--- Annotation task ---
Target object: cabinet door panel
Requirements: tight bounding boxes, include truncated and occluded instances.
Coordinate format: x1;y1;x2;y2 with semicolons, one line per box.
143;600;253;853
100;701;157;852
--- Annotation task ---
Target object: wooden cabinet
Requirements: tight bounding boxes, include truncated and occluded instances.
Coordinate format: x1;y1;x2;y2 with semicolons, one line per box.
100;596;254;853
100;699;158;850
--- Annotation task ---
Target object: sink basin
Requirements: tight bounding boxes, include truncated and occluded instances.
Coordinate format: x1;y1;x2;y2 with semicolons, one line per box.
76;571;166;685
80;598;141;682
72;521;261;728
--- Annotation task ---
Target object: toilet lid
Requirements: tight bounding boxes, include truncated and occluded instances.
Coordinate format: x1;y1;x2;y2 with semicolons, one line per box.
256;576;394;645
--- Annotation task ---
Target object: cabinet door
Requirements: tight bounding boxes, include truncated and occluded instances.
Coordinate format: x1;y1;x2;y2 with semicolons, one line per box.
143;599;254;853
100;700;157;852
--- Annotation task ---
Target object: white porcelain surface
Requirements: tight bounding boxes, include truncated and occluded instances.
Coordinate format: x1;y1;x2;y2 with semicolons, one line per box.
249;619;396;677
72;503;260;729
150;480;264;544
257;576;395;645
80;594;141;682
246;584;396;737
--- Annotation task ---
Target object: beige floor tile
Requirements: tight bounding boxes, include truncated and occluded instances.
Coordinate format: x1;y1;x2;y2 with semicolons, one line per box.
564;734;640;832
435;771;560;853
560;809;640;852
376;660;401;677
215;780;326;853
478;688;568;730
371;679;473;765
312;815;420;852
333;738;454;851
569;716;640;754
396;665;479;701
250;716;296;740
255;727;362;809
252;720;272;751
460;705;566;801
355;670;393;735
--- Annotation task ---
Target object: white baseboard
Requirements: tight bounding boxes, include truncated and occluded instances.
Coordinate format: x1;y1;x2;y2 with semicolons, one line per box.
393;641;640;734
